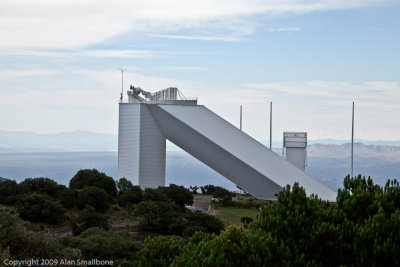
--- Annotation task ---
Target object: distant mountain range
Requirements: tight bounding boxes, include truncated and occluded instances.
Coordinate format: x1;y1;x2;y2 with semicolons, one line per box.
0;130;117;152
1;129;400;152
308;142;400;161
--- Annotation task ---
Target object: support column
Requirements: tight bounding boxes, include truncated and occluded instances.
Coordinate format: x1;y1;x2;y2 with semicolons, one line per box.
118;103;166;188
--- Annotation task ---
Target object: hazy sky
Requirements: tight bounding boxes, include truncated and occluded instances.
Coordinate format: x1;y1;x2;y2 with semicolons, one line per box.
1;0;400;142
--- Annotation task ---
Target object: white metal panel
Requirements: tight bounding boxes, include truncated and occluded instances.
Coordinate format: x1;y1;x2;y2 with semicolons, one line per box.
148;105;282;199
148;104;336;201
285;147;306;170
138;104;166;188
285;137;307;143
118;104;166;189
285;142;307;148
118;104;140;184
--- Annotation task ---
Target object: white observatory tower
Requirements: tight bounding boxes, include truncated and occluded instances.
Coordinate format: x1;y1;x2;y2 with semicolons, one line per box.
118;86;197;188
283;132;307;171
118;85;336;201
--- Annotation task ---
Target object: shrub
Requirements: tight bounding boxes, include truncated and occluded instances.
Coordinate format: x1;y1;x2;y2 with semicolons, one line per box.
161;184;194;210
182;226;206;237
171;226;284;266
0;205;80;260
117;177;134;194
200;184;233;203
77;186;110;212
70;169;116;196
17;193;66;224
241;216;253;224
0;179;18;196
212;187;233;203
137;236;184;267
142;188;170;202
0;179;18;205
71;206;109;235
116;190;142;207
115;178;142;207
200;184;217;194
57;187;78;209
184;210;224;235
64;227;143;266
189;185;199;194
137;176;400;266
18;177;63;197
134;201;184;234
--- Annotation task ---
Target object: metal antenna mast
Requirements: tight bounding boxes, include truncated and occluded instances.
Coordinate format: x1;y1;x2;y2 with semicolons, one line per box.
270;101;272;150
351;102;354;178
240;105;243;131
119;68;125;103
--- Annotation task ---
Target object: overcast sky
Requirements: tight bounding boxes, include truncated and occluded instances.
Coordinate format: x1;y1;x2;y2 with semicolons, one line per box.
1;0;400;142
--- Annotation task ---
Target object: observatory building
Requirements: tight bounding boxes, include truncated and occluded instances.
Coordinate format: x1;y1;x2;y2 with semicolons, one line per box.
118;86;336;201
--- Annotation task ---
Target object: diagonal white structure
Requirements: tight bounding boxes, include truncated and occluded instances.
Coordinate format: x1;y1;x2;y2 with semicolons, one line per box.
118;102;337;201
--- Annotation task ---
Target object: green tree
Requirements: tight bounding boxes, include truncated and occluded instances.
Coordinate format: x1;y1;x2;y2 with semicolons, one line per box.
171;226;286;266
17;193;66;224
142;187;170;202
337;174;382;223
116;177;134;194
134;201;184;234
18;177;63;197
70;169;116;196
116;178;142;207
77;186;110;212
161;184;194;210
138;176;400;266
189;185;199;194
0;179;18;196
182;226;206;237
57;187;78;209
212;186;233;204
116;190;142;207
71;206;109;235
251;183;343;265
200;184;233;203
184;210;224;235
336;175;400;265
0;179;18;205
137;236;184;267
200;184;216;194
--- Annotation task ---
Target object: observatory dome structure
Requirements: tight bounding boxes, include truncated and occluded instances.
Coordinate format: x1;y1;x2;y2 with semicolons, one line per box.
118;86;337;201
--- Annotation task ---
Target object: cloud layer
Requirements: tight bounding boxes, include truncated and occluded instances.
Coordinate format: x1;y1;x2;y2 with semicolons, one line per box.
1;66;399;141
0;0;395;48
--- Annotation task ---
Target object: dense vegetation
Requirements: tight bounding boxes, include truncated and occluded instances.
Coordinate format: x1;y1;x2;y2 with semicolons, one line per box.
138;175;400;266
1;171;400;266
0;169;224;266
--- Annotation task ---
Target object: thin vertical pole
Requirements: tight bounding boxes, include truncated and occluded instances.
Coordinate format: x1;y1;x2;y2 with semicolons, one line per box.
270;101;272;150
351;102;354;178
240;105;242;131
120;69;124;103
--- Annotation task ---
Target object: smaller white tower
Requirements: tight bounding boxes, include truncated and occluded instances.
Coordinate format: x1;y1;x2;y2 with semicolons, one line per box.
283;132;307;171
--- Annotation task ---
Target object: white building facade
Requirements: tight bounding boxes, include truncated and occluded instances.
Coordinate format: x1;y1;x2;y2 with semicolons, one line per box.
118;87;337;201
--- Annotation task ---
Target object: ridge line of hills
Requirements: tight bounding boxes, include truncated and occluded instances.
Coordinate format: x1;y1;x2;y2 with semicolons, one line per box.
1;130;400;158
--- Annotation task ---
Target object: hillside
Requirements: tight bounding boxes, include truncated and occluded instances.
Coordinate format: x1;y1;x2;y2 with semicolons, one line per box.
308;142;400;161
0;130;117;152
